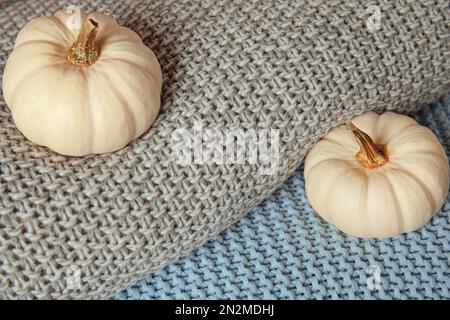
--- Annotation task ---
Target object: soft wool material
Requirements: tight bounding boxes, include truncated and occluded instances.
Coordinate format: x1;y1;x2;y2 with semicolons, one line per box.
116;94;450;300
0;0;449;299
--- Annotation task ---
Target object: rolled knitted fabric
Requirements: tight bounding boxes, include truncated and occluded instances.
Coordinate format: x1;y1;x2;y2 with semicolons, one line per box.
0;0;449;299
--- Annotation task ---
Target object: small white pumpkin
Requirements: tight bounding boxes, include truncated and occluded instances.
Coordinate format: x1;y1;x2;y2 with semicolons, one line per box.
2;9;162;156
304;111;449;238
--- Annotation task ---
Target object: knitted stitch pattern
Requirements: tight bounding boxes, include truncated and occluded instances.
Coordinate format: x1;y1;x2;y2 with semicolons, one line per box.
116;95;450;300
0;0;449;299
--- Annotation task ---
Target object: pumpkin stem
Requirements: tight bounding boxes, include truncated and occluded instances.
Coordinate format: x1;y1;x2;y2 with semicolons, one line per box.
345;122;388;169
67;18;99;67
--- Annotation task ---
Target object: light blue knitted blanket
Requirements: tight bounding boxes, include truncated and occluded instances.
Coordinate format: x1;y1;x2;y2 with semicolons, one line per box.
115;94;450;300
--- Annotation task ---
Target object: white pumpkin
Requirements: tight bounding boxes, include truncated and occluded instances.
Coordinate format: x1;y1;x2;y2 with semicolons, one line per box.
304;111;449;238
2;9;162;156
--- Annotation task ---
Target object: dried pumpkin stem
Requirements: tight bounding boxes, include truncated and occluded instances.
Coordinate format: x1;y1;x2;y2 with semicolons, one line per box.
345;122;388;169
67;18;99;67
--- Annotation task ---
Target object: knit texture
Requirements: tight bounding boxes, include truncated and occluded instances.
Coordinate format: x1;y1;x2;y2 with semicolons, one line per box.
0;0;449;299
115;95;450;300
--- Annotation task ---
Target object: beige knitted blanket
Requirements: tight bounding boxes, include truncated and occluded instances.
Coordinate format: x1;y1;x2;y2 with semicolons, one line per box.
0;0;449;299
